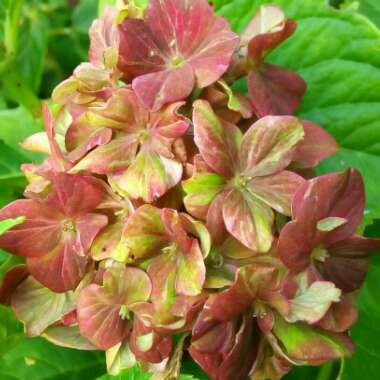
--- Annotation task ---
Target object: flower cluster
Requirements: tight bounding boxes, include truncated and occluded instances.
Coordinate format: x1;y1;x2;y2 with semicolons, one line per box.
1;1;379;379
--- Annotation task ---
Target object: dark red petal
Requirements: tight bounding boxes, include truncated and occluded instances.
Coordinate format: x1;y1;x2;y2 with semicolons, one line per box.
292;169;365;245
248;19;296;64
0;265;28;305
293;121;338;168
328;235;380;258
277;220;313;272
129;317;172;363
248;63;306;117
0;199;62;258
316;256;369;293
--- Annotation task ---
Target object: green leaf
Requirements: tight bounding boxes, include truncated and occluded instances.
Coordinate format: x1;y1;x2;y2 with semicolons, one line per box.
338;258;380;380
0;304;23;357
15;7;49;93
0;106;43;159
357;0;380;27
0;333;105;380
72;0;98;35
214;0;380;224
96;366;152;380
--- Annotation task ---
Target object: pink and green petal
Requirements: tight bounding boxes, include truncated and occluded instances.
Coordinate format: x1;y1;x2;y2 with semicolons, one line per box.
43;325;98;351
67;127;113;163
129;317;172;363
183;172;225;219
223;189;274;252
112;151;183;202
72;135;139;174
132;65;195;111
272;315;354;365
239;115;304;178
247;171;305;216
193;100;242;177
77;266;151;350
286;279;341;324
120;205;167;261
12;276;74;336
176;240;206;296
89;6;119;68
106;340;136;376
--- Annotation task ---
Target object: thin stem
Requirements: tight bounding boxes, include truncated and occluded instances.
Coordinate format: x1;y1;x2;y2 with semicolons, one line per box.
316;362;335;380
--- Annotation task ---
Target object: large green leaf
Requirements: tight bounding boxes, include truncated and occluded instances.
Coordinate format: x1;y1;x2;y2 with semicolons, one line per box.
338;257;380;379
96;366;152;380
215;0;380;224
0;305;105;379
0;338;105;380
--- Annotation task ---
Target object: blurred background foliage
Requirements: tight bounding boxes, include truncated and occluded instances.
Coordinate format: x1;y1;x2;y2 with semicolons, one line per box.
0;0;380;379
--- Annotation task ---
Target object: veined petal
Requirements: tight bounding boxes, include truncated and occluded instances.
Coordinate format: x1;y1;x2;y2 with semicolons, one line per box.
120;205;167;262
286;280;341;324
183;172;225;219
248;64;306;118
293;121;338;168
176;240;206;296
292;169;365;245
132;65;195;111
247;171;305;216
112;151;183;202
239;115;304;177
193;100;242;177
223;189;274;252
272;315;354;365
71;135;139;174
12;276;74;336
77;266;151;350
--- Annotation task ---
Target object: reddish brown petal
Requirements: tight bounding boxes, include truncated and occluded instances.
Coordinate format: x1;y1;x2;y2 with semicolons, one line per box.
132;65;195;111
293;121;338;169
27;233;88;292
0;199;62;258
277;221;313;272
219;316;260;380
129;317;172;363
292;169;365;245
0;265;28;305
328;235;380;259
316;256;370;293
118;18;165;80
248;64;306;117
248;19;296;64
317;294;358;333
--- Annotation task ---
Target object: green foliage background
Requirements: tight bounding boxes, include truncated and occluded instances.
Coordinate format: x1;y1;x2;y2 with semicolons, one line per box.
0;0;379;379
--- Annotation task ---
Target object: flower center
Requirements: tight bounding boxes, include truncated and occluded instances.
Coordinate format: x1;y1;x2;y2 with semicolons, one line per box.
311;246;329;262
170;55;184;68
137;129;150;143
252;300;267;318
62;219;76;232
233;174;248;189
119;305;130;320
